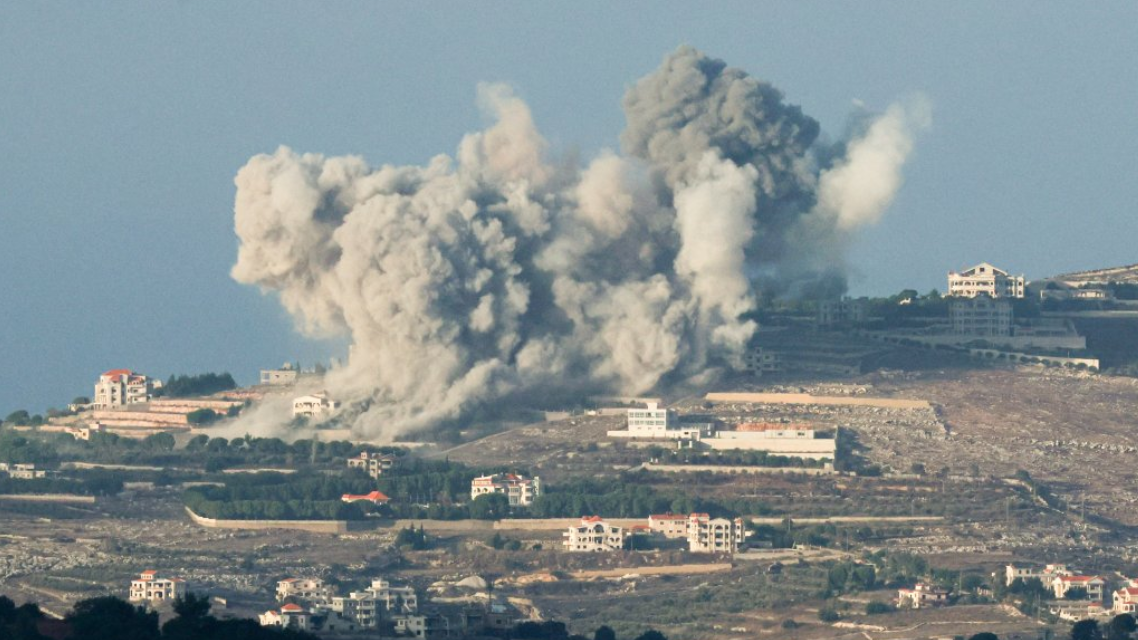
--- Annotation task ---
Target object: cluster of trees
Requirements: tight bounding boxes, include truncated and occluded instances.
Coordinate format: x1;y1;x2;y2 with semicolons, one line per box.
0;594;316;640
0;474;122;497
182;472;373;520
158;373;238;398
528;476;769;520
2;411;46;428
0;430;59;465
653;447;827;469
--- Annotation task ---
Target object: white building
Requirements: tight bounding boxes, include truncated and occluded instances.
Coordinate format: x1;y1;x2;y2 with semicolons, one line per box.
1113;583;1138;614
292;392;341;418
259;604;312;632
66;422;104;441
260;363;299;386
948;263;1025;298
94;369;155;408
129;570;186;603
687;513;747;554
470;473;542;507
897;583;950;609
348;452;396;479
1004;563;1073;587
563;516;625;552
611;402;712;440
1052;575;1105;600
331;579;418;629
277;577;335;603
647;513;690;539
950;295;1013;337
1;463;51;480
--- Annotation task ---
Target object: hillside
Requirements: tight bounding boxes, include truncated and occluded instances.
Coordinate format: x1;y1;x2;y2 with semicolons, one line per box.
1053;262;1138;284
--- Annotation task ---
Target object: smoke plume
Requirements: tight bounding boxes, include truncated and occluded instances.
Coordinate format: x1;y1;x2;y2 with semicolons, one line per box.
231;46;929;440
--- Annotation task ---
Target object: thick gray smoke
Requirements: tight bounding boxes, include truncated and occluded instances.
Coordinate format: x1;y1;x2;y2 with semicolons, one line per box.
231;46;929;440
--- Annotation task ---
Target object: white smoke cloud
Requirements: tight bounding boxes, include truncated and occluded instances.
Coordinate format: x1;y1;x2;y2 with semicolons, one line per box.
230;47;929;441
815;96;932;230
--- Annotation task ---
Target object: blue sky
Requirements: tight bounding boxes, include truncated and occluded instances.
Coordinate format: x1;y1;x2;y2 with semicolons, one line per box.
1;3;1135;414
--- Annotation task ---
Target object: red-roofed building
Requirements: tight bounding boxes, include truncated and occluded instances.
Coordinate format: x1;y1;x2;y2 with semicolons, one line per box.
1052;575;1105;600
341;491;390;505
648;513;690;539
1114;585;1138;613
276;577;334;602
563;516;625;552
260;604;312;631
471;473;542;506
94;369;155;408
129;570;186;603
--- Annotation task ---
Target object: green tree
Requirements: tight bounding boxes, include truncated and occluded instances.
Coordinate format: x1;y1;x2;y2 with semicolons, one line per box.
594;626;617;640
968;634;999;640
142;432;176;452
634;631;668;640
1107;614;1136;640
186;409;219;426
3;410;30;426
1072;620;1104;640
67;596;160;640
469;492;511;519
866;601;894;615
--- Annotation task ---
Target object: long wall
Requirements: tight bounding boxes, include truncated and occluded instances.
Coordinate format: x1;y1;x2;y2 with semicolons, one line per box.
704;392;930;410
185;507;350;533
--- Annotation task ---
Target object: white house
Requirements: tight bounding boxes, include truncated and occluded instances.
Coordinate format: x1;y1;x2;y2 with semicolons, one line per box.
563;516;625;552
129;570;186;603
470;473;542;507
276;577;335;603
687;513;747;554
94;369;155;408
1052;575;1105;600
948;263;1025;299
331;579;418;629
949;295;1013;337
292;392;341;418
1114;584;1138;614
259;604;312;631
1004;563;1073;587
897;583;949;609
647;513;689;539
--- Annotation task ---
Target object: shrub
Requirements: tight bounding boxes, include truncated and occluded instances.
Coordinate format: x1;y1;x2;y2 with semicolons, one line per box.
866;601;894;615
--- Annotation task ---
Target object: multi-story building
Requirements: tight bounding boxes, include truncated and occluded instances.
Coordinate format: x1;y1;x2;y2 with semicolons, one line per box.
1004;563;1073;587
470;473;542;507
817;297;869;327
897;583;949;609
617;402;712;440
260;363;299;386
292;392;341;418
1114;582;1138;614
347;452;396;479
741;348;782;377
1052;575;1106;600
129;570;186;603
94;369;155;408
563;516;625;552
647;513;690;539
948;263;1025;298
277;578;335;603
259;604;312;631
330;579;418;628
950;295;1013;338
687;513;747;554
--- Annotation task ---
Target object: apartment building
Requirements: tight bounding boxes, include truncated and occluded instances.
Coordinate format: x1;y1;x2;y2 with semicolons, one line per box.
563;516;625;552
950;295;1013;338
613;402;711;440
687;513;747;554
948;263;1025;298
741;348;782;377
331;579;418;628
347;452;396;479
292;392;341;418
817;297;868;327
129;570;186;603
277;577;335;603
94;369;155;408
470;473;542;507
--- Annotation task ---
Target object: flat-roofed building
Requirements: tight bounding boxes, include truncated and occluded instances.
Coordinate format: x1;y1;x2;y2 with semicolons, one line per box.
470;473;542;507
687;513;747;553
94;369;155;408
292;391;341;418
347;452;396;479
